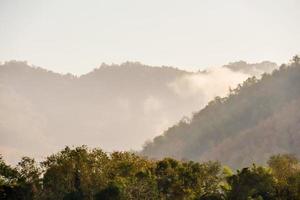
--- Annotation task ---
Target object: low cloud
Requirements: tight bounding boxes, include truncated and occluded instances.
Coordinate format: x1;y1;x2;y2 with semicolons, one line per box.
169;67;250;105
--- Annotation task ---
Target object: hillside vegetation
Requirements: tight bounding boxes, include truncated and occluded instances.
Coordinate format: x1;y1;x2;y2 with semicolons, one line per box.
142;56;300;168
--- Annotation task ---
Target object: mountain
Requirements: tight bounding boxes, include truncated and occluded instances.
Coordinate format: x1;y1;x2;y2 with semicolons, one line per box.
0;60;277;163
142;57;300;168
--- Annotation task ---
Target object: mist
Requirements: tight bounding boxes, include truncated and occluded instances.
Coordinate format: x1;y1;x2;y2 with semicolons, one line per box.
0;60;277;164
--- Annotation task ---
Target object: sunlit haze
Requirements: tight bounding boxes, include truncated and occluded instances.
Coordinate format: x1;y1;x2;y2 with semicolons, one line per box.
2;1;300;198
0;0;299;74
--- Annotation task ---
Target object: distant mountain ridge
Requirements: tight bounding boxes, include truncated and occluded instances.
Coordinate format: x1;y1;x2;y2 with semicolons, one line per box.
0;60;277;163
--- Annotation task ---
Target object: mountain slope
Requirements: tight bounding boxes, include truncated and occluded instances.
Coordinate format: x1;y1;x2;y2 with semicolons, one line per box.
142;57;300;168
0;60;276;163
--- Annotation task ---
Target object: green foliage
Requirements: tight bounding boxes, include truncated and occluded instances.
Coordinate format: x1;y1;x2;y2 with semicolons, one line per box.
41;146;109;199
268;154;300;199
3;148;300;199
268;154;299;184
0;155;41;200
226;165;276;200
94;182;121;200
0;155;19;185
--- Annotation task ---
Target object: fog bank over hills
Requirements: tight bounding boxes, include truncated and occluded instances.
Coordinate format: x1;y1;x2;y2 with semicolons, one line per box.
0;60;277;163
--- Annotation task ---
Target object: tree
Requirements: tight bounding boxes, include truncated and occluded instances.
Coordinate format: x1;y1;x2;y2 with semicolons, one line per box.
226;165;276;200
41;146;109;199
0;155;20;199
268;154;300;198
107;152;158;199
155;158;222;199
94;182;121;200
16;157;42;199
268;154;299;184
0;155;18;185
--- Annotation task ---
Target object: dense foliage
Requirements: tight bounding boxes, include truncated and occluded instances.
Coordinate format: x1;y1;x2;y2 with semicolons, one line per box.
142;56;300;168
1;146;300;199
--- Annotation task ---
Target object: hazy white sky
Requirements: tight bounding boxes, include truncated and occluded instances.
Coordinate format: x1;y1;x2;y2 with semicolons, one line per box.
0;0;299;75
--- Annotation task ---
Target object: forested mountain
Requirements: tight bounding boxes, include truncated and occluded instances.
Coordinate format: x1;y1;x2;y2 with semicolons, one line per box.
0;60;276;163
142;56;300;168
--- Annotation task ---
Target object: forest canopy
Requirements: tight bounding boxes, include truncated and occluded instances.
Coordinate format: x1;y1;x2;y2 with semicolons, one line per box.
1;146;300;200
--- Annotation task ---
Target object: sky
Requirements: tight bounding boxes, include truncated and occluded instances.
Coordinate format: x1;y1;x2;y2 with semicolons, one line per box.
0;0;299;75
